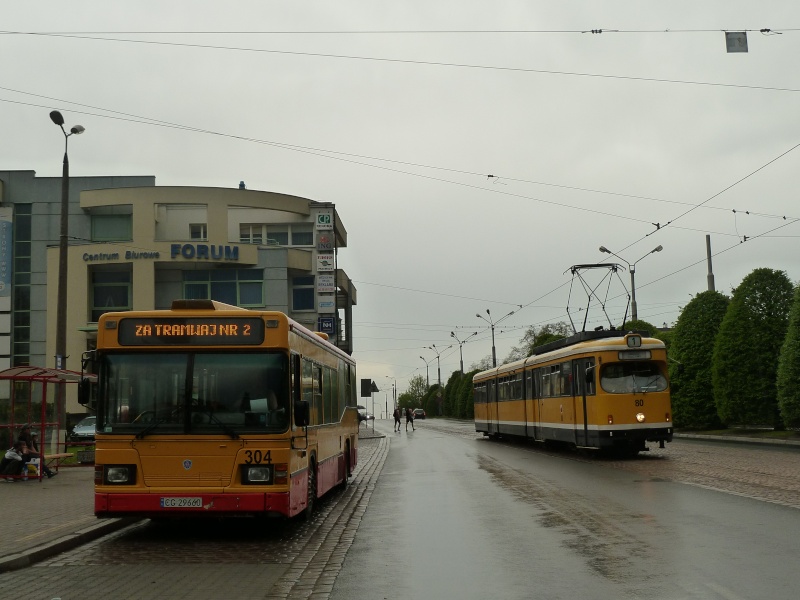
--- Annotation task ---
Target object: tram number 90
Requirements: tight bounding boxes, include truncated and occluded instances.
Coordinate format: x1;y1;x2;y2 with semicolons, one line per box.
634;399;644;407
244;450;272;464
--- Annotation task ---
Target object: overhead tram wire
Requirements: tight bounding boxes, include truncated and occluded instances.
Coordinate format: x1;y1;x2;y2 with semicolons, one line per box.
3;32;800;94
2;87;797;225
3;27;798;35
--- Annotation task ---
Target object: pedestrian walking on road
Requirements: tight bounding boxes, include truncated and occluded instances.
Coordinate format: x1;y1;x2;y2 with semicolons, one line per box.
393;407;402;432
405;407;415;432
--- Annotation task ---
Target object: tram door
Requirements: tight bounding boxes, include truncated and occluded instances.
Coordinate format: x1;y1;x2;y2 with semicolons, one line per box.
573;357;594;446
487;379;499;435
524;369;534;439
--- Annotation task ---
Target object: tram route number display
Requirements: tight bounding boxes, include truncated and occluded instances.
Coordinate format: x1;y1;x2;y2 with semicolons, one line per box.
117;317;266;346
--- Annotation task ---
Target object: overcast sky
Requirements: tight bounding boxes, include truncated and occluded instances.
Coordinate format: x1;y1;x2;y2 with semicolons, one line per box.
3;2;799;403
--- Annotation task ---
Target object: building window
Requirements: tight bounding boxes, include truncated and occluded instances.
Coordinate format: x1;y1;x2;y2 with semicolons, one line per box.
291;224;314;246
190;223;207;240
266;226;288;246
91;270;132;322
91;215;132;241
292;276;315;311
12;204;32;366
182;269;264;307
239;224;263;245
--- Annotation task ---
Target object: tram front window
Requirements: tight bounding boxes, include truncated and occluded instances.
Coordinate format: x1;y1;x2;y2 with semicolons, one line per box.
600;362;667;394
98;352;289;434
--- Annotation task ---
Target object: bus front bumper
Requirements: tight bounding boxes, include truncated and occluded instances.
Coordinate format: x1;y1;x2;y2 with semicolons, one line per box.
95;491;291;518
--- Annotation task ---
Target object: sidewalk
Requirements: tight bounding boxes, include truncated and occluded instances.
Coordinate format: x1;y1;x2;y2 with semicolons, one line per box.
0;424;791;574
0;465;136;573
0;429;384;574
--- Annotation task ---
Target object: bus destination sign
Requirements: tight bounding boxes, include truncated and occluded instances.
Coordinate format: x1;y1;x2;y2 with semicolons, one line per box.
117;317;266;346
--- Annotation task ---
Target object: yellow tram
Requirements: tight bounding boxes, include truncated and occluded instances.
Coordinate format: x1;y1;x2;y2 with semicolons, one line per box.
474;330;672;455
81;299;359;519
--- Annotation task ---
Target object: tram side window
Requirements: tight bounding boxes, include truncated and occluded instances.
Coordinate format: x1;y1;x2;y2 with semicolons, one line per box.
513;373;523;400
558;361;573;397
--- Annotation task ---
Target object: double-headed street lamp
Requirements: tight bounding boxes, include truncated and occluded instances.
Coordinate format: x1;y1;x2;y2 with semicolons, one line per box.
50;110;85;371
426;344;450;415
475;308;516;367
450;330;477;374
599;245;663;322
419;356;432;389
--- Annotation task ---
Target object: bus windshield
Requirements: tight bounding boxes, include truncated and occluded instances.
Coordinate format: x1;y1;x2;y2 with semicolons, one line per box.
98;351;290;435
600;361;668;394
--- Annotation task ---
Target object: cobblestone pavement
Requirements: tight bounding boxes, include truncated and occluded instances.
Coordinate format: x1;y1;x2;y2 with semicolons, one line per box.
0;433;388;600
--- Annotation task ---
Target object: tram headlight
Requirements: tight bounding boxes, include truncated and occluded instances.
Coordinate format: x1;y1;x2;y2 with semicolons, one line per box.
636;413;646;423
105;465;136;485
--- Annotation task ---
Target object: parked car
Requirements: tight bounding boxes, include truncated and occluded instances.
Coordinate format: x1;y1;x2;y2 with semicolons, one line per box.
358;410;375;423
70;415;96;442
413;408;426;420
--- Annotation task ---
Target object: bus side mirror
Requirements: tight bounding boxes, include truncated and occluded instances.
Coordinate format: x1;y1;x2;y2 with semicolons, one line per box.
78;377;92;406
294;400;310;427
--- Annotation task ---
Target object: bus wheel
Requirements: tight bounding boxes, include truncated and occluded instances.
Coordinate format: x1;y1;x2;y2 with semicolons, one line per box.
303;459;317;520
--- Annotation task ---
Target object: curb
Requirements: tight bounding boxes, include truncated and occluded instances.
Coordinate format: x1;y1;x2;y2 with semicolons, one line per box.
0;517;140;573
674;433;800;448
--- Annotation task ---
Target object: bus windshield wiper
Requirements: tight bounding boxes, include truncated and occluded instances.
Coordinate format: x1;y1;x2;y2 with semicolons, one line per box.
201;411;240;439
136;419;167;439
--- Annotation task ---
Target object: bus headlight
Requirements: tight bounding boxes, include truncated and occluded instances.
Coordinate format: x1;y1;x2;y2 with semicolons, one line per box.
105;465;136;484
636;413;646;423
241;465;272;485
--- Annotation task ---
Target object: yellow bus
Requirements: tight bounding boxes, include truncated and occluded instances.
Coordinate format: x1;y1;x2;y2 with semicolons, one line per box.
474;330;672;456
80;299;359;519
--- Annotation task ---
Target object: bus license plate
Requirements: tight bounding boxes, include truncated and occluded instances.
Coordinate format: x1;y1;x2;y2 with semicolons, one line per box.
161;497;202;508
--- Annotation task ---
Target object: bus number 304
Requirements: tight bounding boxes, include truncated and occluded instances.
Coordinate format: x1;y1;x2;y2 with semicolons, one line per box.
244;450;272;464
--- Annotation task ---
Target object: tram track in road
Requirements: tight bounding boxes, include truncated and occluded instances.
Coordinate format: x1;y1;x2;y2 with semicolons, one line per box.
425;418;800;509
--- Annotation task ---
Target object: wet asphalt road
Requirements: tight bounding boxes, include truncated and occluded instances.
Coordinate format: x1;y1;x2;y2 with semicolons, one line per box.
331;419;800;600
3;419;798;599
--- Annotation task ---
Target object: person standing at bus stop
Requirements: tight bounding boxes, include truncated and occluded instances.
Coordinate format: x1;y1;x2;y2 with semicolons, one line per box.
18;424;56;478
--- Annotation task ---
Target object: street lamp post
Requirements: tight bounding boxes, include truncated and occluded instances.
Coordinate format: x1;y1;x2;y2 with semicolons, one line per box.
384;375;397;413
419;356;431;389
450;331;477;374
49;110;85;371
476;308;516;367
426;344;450;415
599;245;663;322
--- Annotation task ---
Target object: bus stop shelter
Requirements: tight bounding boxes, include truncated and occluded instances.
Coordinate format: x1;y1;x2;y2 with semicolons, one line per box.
0;366;86;454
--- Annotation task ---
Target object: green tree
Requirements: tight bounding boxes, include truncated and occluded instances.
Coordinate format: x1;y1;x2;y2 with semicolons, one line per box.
622;319;659;336
457;369;479;419
444;370;464;417
407;374;428;405
470;355;494;371
504;322;570;362
423;384;441;417
777;284;800;428
713;268;794;427
669;291;729;428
